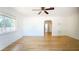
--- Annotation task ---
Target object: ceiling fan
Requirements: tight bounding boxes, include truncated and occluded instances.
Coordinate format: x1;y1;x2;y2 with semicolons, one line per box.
33;7;54;14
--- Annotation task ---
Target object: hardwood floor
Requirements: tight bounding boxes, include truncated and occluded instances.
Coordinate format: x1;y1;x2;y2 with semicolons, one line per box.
2;34;79;51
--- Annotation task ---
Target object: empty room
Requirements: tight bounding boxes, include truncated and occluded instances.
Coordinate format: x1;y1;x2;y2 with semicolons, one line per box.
0;7;79;51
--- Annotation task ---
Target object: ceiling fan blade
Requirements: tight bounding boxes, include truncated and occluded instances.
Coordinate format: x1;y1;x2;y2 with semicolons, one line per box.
45;7;54;10
38;11;42;14
44;11;49;14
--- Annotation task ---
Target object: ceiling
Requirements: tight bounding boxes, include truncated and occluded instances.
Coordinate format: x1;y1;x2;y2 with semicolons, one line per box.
14;7;79;17
0;7;78;17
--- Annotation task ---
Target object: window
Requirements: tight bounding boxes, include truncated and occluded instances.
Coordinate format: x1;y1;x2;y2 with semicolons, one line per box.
0;15;16;34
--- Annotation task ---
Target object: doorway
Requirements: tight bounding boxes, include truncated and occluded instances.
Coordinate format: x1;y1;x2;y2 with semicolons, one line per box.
44;20;52;40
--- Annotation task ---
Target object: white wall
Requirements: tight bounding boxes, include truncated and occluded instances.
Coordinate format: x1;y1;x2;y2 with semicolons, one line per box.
23;15;66;36
65;14;79;39
0;8;23;50
23;15;79;39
